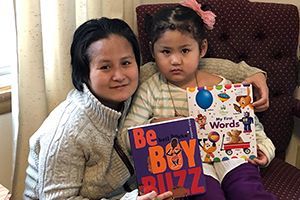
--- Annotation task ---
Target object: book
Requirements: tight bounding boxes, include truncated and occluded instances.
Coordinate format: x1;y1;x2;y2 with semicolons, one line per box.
187;83;257;163
0;184;11;200
128;117;206;198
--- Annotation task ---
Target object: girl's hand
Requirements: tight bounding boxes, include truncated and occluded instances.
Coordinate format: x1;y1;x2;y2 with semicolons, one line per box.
247;149;268;167
137;191;173;200
243;72;269;112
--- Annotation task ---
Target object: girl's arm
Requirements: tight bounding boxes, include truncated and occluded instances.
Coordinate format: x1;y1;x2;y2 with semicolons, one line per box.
121;80;157;152
252;116;276;167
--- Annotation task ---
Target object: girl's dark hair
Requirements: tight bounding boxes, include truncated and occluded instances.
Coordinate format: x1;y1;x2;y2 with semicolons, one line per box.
70;17;141;91
145;5;208;50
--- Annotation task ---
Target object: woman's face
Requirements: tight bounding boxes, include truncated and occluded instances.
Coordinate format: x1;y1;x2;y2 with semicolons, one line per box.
87;34;139;110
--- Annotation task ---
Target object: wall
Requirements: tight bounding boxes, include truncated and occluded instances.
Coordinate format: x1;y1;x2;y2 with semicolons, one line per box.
0;112;13;191
286;87;300;168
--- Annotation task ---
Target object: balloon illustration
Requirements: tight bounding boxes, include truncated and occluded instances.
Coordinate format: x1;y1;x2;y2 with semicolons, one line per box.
196;89;213;110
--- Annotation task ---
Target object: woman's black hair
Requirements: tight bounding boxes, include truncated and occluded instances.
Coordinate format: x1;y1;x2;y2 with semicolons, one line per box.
145;5;208;51
70;17;141;91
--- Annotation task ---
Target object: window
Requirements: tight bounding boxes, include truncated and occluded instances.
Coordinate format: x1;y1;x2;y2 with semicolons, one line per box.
0;0;16;114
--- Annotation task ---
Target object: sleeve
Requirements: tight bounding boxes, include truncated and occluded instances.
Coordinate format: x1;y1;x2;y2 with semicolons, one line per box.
254;116;276;167
119;189;139;200
140;62;158;83
31;128;89;199
100;190;138;200
121;80;157;152
24;133;41;200
199;58;266;83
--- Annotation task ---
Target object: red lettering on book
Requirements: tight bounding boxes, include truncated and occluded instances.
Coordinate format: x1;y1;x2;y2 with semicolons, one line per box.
173;169;187;188
157;173;166;193
165;172;174;192
189;167;205;193
132;128;157;149
141;176;157;194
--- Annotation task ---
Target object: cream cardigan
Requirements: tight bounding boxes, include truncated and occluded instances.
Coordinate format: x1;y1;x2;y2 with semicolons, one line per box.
24;84;134;200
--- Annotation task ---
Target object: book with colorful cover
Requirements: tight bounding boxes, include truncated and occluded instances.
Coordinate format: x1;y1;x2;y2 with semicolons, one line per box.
128;117;206;198
187;83;257;163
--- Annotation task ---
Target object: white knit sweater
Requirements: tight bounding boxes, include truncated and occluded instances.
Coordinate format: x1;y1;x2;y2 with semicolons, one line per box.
24;84;135;200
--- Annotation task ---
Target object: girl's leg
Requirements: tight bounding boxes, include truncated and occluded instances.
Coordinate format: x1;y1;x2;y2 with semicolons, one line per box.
221;163;277;200
189;175;225;200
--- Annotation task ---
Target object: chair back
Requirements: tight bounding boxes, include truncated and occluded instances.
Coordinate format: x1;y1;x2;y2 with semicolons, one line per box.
136;0;299;159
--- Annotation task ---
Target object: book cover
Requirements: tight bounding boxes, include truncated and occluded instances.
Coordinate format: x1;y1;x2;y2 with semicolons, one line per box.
128;117;206;198
187;83;257;163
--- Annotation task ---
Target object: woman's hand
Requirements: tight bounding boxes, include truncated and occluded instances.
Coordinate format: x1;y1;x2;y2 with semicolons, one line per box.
247;149;268;167
137;191;173;200
243;72;269;112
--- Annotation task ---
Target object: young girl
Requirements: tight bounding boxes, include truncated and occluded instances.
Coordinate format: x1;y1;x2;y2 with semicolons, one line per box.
123;0;276;199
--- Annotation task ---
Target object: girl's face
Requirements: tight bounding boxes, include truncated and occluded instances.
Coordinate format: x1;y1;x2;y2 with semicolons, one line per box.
152;30;207;88
88;34;139;110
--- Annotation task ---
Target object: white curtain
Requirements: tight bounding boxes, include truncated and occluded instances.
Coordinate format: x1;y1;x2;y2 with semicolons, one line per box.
11;0;180;199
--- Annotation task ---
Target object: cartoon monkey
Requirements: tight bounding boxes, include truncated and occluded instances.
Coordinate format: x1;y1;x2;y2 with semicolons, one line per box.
234;87;254;112
195;113;207;129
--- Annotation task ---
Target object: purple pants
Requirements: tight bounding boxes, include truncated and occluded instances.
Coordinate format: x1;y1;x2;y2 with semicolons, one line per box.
189;163;277;200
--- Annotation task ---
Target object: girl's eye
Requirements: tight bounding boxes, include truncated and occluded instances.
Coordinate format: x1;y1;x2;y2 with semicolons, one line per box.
182;48;190;54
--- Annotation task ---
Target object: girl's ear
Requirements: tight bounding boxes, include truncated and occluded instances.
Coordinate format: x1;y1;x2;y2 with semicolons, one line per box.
200;39;208;58
149;41;154;58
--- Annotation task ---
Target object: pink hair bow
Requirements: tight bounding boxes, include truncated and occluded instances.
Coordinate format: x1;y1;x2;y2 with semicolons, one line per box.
180;0;216;30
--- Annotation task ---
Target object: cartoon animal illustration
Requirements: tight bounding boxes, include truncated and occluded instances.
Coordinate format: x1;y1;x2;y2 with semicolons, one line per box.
198;131;220;163
227;129;244;144
234;87;253;112
195;113;207;129
166;137;183;170
239;111;254;132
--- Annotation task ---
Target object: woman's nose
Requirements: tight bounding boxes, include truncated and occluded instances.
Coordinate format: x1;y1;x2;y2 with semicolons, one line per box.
112;68;126;81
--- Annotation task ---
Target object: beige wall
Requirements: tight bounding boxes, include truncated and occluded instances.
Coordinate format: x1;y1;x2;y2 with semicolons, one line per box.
0;113;13;191
286;87;300;168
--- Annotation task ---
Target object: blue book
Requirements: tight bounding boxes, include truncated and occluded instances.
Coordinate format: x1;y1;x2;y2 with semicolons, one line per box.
128;117;206;198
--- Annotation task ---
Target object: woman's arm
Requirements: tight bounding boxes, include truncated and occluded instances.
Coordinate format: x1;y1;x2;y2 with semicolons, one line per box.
199;58;269;111
199;58;266;83
140;58;269;112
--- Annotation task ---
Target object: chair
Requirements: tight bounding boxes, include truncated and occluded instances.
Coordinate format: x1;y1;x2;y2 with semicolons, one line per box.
136;0;300;199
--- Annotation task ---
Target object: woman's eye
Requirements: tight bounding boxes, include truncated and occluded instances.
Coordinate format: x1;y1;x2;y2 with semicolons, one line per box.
99;65;110;70
122;60;131;66
161;49;170;55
